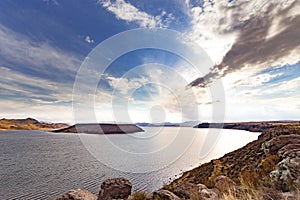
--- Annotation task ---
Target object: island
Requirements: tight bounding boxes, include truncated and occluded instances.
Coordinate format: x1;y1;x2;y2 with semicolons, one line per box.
52;123;144;134
0;118;68;131
194;121;300;132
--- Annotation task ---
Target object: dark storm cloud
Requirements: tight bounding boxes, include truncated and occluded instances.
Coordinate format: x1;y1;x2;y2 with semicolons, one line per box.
189;1;300;88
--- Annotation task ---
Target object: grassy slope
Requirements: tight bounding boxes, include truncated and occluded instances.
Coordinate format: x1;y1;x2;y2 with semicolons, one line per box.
165;125;300;196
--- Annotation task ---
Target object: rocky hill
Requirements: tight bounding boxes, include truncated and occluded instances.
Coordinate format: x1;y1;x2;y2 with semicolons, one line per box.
163;125;300;199
0;118;68;131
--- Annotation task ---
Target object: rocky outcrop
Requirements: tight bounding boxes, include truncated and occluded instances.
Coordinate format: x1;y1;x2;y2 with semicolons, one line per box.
264;134;300;192
53;124;144;134
55;189;97;200
98;178;132;200
165;126;300;199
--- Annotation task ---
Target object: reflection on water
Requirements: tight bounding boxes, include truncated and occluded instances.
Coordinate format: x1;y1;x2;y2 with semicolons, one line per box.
0;127;259;199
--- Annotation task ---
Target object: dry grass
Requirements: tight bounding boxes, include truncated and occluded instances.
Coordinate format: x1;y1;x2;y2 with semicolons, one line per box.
130;191;147;200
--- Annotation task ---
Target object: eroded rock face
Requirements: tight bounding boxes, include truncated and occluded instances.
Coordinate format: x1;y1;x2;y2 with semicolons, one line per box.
98;178;132;200
263;134;300;191
55;189;97;200
152;190;180;200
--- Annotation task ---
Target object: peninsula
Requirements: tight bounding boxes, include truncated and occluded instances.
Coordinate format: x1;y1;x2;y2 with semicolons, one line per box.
194;121;300;132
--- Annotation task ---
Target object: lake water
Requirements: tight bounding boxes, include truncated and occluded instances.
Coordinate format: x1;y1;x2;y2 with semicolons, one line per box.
0;127;259;200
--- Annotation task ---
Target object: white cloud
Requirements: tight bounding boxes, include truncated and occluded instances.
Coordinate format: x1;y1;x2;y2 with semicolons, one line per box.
0;24;81;75
98;0;170;28
85;35;94;44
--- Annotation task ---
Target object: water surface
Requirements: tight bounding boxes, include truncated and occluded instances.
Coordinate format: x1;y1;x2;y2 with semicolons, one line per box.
0;127;259;199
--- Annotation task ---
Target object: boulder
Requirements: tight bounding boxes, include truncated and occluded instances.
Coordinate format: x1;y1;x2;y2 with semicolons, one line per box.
172;182;219;200
55;189;97;200
214;176;237;193
98;178;132;200
197;184;219;200
152;190;180;200
173;182;199;199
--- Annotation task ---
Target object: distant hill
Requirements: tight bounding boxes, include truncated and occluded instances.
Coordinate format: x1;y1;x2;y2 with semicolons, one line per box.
53;123;144;134
136;121;201;127
0;118;68;131
195;121;300;132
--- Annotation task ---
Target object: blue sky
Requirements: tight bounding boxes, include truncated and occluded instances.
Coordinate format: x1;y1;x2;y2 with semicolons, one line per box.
0;0;299;123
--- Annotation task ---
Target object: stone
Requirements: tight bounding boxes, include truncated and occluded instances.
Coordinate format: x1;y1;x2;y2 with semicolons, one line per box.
214;176;237;193
264;135;300;154
199;188;219;200
98;178;132;200
270;157;300;192
172;182;219;200
173;182;199;199
55;189;97;200
152;190;180;200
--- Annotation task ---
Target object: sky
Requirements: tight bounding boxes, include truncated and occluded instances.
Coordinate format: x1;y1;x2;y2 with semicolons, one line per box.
0;0;299;123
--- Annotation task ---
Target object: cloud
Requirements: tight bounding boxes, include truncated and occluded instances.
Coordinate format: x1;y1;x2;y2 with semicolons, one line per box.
43;0;59;5
0;24;81;82
186;0;300;88
98;0;171;28
0;66;73;103
85;35;94;44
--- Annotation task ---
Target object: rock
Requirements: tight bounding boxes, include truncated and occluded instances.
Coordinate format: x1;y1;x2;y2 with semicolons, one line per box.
214;176;237;193
281;192;299;200
55;189;97;200
263;135;300;154
145;192;154;200
270;157;300;192
173;182;199;199
98;178;132;200
263;134;300;192
172;182;219;200
198;185;219;200
152;190;180;200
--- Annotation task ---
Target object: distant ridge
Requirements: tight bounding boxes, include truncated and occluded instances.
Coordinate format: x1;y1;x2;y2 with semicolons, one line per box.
0;118;68;131
195;121;300;132
136;120;201;127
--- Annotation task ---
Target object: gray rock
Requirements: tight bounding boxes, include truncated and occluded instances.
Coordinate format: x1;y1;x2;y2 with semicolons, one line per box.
98;178;132;200
55;189;97;200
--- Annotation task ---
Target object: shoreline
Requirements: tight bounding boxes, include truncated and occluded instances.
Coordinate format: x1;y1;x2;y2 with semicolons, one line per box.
55;125;300;199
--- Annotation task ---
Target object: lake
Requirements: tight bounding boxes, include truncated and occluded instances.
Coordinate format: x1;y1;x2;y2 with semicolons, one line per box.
0;127;259;199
